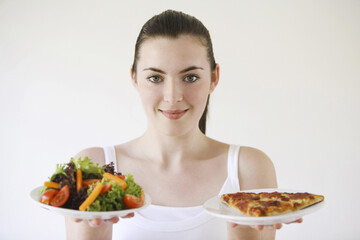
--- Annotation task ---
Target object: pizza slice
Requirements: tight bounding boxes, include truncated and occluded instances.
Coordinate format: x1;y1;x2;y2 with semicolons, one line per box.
221;191;324;217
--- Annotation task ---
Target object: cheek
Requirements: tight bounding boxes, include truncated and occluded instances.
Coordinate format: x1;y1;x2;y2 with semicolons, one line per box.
138;87;159;110
185;85;209;109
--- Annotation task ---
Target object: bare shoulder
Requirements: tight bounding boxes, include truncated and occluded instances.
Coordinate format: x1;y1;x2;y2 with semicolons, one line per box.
73;147;106;166
238;146;278;190
239;146;273;170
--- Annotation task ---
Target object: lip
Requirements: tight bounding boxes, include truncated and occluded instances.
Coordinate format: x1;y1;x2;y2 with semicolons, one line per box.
159;109;188;120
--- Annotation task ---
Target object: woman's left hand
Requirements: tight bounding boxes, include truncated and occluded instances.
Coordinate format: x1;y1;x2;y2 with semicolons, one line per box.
229;218;303;230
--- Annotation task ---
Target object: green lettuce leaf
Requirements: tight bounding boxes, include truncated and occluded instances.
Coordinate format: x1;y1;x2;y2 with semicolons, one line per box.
71;157;103;178
49;163;67;181
124;174;142;197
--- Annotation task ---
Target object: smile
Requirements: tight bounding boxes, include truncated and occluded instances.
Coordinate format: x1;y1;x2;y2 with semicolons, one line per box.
159;109;188;120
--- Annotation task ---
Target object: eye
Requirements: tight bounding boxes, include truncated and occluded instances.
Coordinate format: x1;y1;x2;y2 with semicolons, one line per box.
147;75;163;83
184;74;199;83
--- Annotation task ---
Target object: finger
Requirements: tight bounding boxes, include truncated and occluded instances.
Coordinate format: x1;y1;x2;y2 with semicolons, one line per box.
262;223;282;230
228;222;253;229
286;218;303;224
104;217;120;224
228;222;256;229
88;218;103;228
251;225;264;230
229;222;238;228
274;223;282;229
122;213;134;218
73;218;83;223
295;218;303;223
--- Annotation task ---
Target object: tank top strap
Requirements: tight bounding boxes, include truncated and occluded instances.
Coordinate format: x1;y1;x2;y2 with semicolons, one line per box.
227;144;240;190
103;145;118;171
218;145;241;195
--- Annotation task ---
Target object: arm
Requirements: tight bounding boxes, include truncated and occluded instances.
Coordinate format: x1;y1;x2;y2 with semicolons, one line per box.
65;218;113;240
65;147;114;240
227;146;278;240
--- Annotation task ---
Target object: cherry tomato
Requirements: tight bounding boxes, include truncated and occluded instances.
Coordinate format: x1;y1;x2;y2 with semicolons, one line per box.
117;174;125;180
82;179;101;187
40;189;59;205
50;185;70;207
101;184;112;194
123;194;144;209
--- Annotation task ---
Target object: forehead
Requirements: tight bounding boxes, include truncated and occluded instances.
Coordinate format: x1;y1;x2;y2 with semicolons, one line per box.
137;35;209;70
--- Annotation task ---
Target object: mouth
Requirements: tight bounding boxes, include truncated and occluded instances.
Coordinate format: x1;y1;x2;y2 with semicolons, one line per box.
159;109;188;120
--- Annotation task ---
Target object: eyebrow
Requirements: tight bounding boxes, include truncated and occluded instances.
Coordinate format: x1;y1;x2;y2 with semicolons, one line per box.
142;67;166;74
179;66;204;73
142;66;204;74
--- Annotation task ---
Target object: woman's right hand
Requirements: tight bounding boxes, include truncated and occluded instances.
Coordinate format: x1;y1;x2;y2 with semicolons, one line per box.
72;213;134;228
66;213;134;240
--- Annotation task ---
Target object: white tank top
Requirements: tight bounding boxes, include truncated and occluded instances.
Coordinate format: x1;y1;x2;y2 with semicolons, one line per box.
103;144;241;240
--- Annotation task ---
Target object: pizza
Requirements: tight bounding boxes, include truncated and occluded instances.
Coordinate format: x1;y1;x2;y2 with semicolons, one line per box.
220;191;324;217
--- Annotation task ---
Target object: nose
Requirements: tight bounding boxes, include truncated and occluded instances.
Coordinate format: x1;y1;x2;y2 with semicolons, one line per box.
163;80;183;103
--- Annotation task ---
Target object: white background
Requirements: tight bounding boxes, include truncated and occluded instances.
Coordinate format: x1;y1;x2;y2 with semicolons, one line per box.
1;0;359;239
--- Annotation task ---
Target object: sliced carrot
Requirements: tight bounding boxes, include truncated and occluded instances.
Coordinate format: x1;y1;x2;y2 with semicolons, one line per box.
79;183;104;211
76;169;82;191
44;181;60;189
103;172;127;190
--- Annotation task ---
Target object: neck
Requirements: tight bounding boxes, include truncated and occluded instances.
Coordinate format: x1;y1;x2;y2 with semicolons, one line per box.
138;126;207;168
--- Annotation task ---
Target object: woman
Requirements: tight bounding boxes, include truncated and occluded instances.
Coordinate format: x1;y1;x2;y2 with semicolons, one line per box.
66;10;300;240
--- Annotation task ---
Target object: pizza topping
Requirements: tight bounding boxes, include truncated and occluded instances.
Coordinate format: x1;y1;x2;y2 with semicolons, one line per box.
250;207;265;216
289;192;314;200
259;200;281;207
262;192;282;198
280;196;290;201
252;196;260;201
235;200;248;209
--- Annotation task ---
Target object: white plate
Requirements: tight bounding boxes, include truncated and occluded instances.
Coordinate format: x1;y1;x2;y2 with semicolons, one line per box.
203;188;324;225
30;186;151;220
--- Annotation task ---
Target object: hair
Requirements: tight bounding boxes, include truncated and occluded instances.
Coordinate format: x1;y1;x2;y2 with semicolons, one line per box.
132;10;216;134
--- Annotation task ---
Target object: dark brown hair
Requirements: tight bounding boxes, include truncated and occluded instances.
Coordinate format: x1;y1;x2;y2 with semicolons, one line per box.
132;10;216;134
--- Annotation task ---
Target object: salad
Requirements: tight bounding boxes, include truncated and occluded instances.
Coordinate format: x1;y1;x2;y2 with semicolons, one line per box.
39;157;144;211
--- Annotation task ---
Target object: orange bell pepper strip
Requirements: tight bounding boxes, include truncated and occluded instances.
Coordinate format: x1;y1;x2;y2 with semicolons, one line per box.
76;169;82;191
44;181;60;189
103;172;127;190
79;183;104;211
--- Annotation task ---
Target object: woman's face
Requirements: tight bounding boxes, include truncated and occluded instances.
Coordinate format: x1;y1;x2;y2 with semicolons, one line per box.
132;35;218;136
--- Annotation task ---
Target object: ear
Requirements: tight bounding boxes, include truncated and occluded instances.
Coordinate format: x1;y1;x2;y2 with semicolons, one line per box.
209;64;220;94
131;66;138;89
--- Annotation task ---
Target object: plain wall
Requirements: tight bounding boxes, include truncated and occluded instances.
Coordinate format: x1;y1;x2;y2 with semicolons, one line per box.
1;0;359;239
